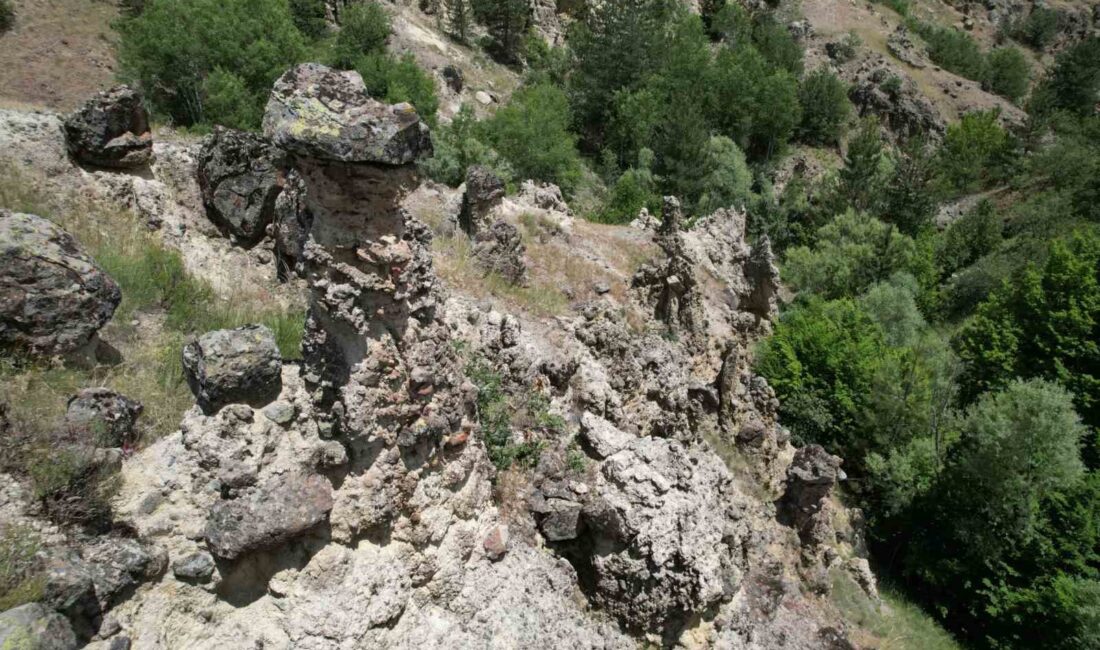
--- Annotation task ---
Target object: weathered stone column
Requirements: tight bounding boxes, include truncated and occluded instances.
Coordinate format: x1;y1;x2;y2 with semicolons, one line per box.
263;64;464;451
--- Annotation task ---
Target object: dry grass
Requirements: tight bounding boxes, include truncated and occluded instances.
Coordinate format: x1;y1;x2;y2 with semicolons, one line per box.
0;0;119;112
831;568;962;650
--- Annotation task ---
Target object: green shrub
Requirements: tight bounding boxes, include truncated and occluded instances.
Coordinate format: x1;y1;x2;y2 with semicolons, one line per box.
465;355;559;470
482;83;583;191
916;23;987;82
937;200;1002;277
329;2;390;68
474;0;529;64
752;14;803;74
118;0;306;128
985;46;1030;102
595;149;659;224
871;0;909;17
289;0;330;40
883;135;939;236
798;68;852;145
419;105;513;186
201;68;263;131
0;0;13;33
839;117;888;213
783;210;919;300
937;110;1010;192
694;136;755;215
1042;37;1100;117
1012;7;1060;50
356;53;439;121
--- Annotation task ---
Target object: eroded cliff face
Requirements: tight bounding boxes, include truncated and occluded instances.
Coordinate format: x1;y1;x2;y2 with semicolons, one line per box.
0;66;874;649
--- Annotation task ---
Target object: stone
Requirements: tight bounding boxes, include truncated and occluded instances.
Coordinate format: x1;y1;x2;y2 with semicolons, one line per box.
579;411;633;459
182;324;283;414
317;440;349;467
0;603;78;650
850;66;945;139
535;498;583;542
475;90;493;105
65;388;143;448
742;236;781;320
483;525;508;561
261;400;296;425
472;219;528;286
518;180;571;215
63;85;152;169
205;472;334;559
780;445;844;547
108;638;132;650
576;437;746;635
886;26;927;69
197;127;287;246
272;169;313;280
0;211;121;356
171;551;216;582
263;63;431;165
460;165;505;235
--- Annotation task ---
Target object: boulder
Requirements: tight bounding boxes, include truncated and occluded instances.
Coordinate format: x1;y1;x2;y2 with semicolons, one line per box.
0;603;77;650
577;437;745;635
850;67;945;139
197;127;287;246
263;63;431;164
182;324;283;414
171;551;216;582
780;444;844;547
205;472;334;559
441;65;463;93
579;411;633;459
63;85;152;169
65;388;143;448
472;219;528;286
0;211;121;356
460;165;505;235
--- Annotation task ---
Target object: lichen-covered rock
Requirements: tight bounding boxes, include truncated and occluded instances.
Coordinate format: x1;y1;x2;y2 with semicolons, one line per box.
850;66;946;139
576;436;747;636
460;165;505;235
263;63;431;164
472;219;528;285
65;388;143;448
0;211;121;356
197;127;287;246
0;603;77;650
63;85;152;169
171;551;216;582
182;325;283;414
205;472;333;559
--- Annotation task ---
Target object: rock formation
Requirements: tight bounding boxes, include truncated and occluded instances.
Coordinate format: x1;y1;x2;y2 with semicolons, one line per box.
472;218;528;285
65;388;143;448
63;86;152;169
197;127;287;246
460;164;505;235
0;211;121;357
181;324;283;414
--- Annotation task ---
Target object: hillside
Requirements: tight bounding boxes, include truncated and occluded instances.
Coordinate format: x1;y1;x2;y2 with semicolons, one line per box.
0;0;1097;649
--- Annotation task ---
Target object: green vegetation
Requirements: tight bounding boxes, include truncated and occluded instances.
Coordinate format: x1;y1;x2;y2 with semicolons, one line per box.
0;0;13;33
756;33;1100;644
118;0;439;129
1010;7;1061;51
907;22;1030;104
798;68;852;145
0;527;45;612
985;47;1031;103
465;354;564;470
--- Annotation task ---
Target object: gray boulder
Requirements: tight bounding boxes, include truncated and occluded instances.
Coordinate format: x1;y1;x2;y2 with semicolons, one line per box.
182;325;283;414
578;437;745;636
65;388;143;448
205;472;334;559
780;444;844;547
0;603;77;650
0;211;121;356
263;63;431;164
63;85;152;169
171;551;216;582
197;127;287;246
460;165;505;235
579;411;633;459
472;219;528;286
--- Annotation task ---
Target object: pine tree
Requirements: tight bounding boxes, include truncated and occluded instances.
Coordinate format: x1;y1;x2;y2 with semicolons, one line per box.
840;117;886;213
475;0;529;64
445;0;471;42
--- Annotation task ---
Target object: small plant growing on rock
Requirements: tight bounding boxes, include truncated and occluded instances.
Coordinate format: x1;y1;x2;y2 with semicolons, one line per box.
0;526;45;611
0;0;13;33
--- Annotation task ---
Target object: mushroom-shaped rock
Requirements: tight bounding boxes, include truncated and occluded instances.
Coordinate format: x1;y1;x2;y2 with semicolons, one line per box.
205;472;334;559
0;211;121;356
65;388;143;448
0;603;77;650
263;63;431;164
197;127;287;246
182;324;283;414
63;85;152;169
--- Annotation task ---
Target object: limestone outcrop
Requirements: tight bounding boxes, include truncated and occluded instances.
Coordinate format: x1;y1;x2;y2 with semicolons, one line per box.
0;211;121;356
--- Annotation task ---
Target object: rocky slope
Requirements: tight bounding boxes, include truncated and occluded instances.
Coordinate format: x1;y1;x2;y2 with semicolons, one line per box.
0;62;885;648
